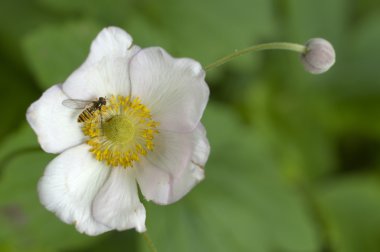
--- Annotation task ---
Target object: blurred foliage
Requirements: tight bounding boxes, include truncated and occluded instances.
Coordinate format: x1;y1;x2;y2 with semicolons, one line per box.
0;0;380;251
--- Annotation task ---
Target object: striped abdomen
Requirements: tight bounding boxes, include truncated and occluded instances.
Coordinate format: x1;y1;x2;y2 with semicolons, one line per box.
77;107;96;122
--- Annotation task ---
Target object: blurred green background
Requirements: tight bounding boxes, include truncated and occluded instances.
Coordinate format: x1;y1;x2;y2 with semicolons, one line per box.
1;0;380;251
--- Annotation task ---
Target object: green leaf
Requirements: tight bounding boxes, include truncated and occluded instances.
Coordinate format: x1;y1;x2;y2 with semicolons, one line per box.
37;0;136;24
242;77;336;181
337;13;380;87
22;20;102;90
0;123;39;168
0;62;39;140
0;0;61;68
37;0;276;68
315;14;380;139
153;0;276;67
317;175;380;252
286;0;347;42
0;123;139;251
0;149;103;251
67;231;138;252
140;103;320;252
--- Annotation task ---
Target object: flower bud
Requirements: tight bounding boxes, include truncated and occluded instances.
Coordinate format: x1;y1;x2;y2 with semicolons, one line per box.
301;38;335;74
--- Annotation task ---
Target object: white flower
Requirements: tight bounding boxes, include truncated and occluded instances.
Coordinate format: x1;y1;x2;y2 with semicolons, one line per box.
26;27;210;235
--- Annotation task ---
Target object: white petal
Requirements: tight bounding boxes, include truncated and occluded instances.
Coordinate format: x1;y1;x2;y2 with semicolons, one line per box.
92;167;146;232
87;26;136;64
136;124;210;204
26;84;85;154
192;123;210;166
129;47;209;132
62;27;140;100
62;56;136;101
38;144;111;236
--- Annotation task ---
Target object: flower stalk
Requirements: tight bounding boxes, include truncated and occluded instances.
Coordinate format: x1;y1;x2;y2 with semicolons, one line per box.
143;232;158;252
204;42;306;71
204;38;335;74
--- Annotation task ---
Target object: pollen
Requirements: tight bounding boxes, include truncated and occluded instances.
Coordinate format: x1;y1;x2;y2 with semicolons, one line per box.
81;95;159;168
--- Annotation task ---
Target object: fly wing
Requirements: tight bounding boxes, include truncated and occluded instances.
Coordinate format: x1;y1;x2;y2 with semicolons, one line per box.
62;99;92;109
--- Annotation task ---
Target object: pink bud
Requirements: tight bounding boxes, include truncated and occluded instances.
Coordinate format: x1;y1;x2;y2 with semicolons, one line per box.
301;38;335;74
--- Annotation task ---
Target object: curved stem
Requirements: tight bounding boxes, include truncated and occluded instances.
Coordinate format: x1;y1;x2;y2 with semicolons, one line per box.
204;42;306;71
142;232;158;252
0;147;41;176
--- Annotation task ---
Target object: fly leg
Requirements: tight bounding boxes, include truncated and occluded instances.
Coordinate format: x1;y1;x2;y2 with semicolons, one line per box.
99;108;104;134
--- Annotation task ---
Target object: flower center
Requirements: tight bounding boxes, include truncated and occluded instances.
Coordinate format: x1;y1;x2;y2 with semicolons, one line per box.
81;95;159;168
103;115;135;143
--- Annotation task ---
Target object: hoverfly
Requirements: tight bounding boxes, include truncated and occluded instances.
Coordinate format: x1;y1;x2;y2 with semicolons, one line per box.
62;97;107;123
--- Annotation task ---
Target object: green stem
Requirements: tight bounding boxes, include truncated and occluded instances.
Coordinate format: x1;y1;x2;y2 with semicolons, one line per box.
204;42;306;71
142;232;158;252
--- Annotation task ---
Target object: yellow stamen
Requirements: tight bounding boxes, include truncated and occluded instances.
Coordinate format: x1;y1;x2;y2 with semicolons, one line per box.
81;95;159;168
